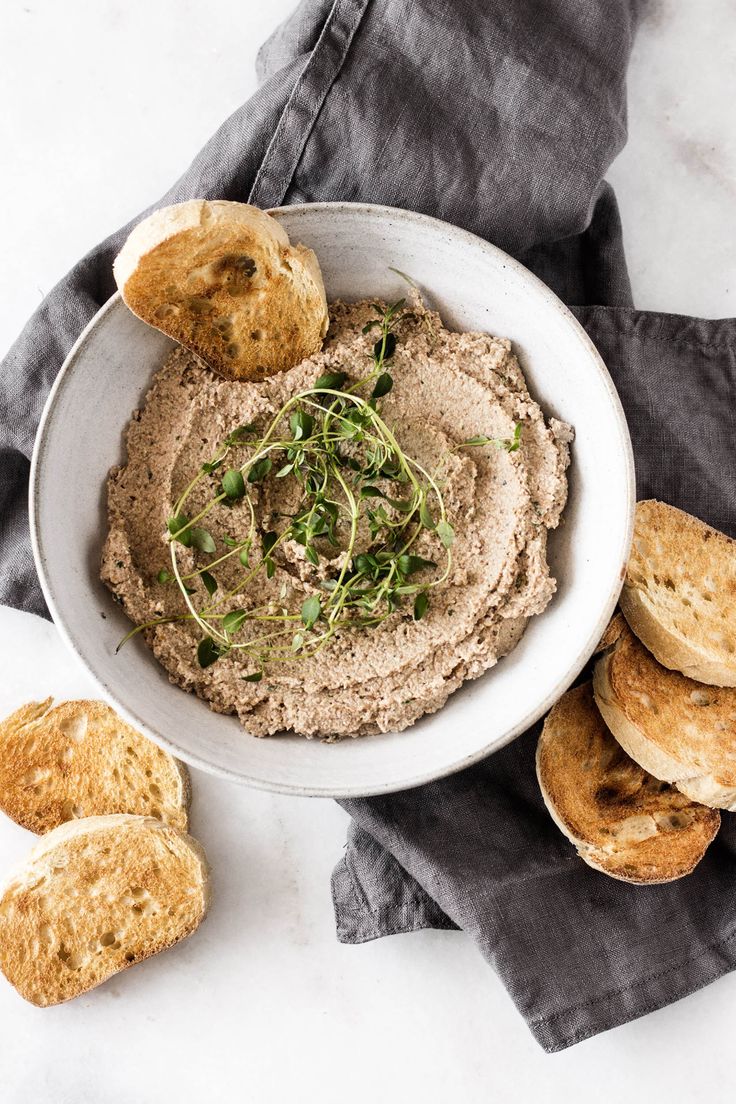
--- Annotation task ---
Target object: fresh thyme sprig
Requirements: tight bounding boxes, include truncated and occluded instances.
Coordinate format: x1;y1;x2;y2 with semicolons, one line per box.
117;299;522;675
460;422;522;453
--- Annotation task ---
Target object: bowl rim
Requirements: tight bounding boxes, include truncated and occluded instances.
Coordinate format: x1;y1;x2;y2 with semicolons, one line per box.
29;200;636;796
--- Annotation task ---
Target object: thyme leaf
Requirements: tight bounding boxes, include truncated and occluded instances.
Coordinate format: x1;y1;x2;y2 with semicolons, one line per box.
314;370;347;391
190;527;216;554
413;592;429;620
221;470;246;499
198;636;226;668
301;595;321;629
200;571;218;596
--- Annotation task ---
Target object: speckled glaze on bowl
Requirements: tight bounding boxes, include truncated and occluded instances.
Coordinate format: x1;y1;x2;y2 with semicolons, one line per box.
30;203;635;797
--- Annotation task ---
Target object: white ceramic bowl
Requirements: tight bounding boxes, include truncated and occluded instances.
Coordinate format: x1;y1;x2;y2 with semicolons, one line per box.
30;202;634;797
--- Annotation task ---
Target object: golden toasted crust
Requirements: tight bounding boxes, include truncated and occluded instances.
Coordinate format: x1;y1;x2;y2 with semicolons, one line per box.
0;815;209;1006
537;682;719;883
0;699;190;833
593;611;626;654
114;200;329;382
594;622;736;809
621;499;736;686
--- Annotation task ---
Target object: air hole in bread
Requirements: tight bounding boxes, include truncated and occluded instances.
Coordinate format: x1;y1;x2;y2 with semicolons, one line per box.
690;689;715;706
611;814;658;843
154;303;178;320
59;714;88;743
60;799;83;821
212;253;256;284
659;811;693;830
149;783;162;801
100;931;116;947
226;343;240;358
212;317;233;336
633;690;657;713
251;329;264;341
125;952;135;963
22;766;49;787
188;297;215;315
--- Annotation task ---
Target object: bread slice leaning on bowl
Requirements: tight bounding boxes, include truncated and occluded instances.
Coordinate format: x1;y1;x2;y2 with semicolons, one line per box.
0;814;209;1006
621;499;736;686
113;199;329;381
594;621;736;810
536;682;719;883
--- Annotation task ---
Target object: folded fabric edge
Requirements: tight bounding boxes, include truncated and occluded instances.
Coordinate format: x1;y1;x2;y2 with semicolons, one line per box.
532;925;736;1052
574;303;736;349
331;856;457;944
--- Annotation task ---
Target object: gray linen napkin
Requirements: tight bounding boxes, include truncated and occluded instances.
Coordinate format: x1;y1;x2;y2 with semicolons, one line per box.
3;0;736;1052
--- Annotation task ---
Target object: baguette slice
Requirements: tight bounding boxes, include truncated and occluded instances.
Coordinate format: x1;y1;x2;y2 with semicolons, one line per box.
0;699;190;833
0;814;209;1006
537;682;719;883
593;610;626;654
114;199;329;381
594;621;736;809
621;499;736;686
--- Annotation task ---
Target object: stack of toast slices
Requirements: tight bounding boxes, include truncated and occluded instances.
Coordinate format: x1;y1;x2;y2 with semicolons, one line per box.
537;499;736;884
0;699;209;1006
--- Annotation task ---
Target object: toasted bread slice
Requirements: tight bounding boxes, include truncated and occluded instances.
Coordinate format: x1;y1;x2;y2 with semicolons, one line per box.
537;682;719;883
594;621;736;809
113;200;329;381
0;699;190;833
0;814;209;1006
593;610;626;654
621;499;736;686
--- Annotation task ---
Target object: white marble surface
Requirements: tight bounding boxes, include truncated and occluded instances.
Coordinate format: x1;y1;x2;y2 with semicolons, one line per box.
1;2;735;1100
